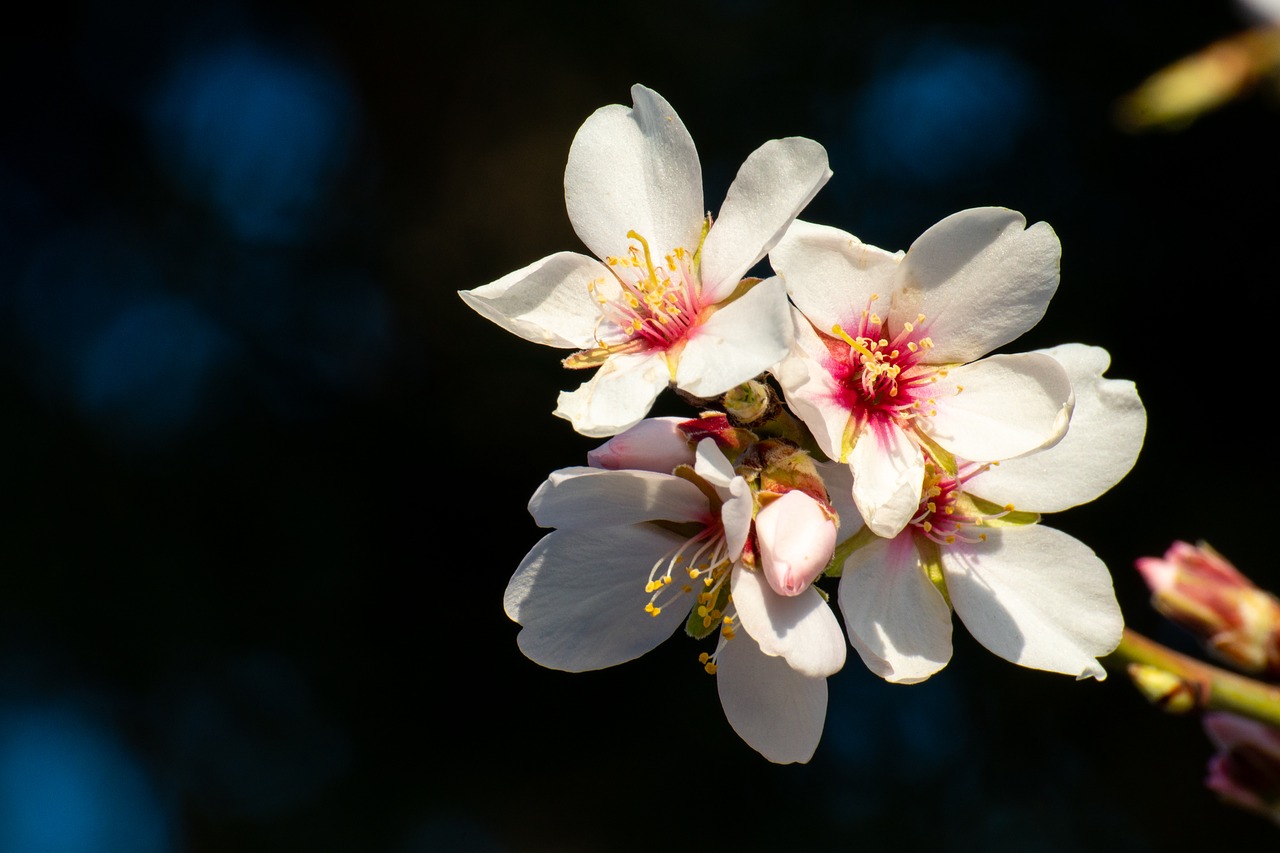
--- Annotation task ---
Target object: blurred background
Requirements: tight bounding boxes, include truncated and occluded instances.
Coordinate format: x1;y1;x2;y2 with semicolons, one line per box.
3;0;1279;850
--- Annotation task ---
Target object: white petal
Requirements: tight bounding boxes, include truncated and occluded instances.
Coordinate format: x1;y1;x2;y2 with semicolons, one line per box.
586;416;697;473
896;208;1060;364
849;422;925;538
528;466;710;529
716;630;827;764
553;352;671;438
699;138;832;302
769;220;902;334
943;525;1124;680
771;310;853;462
673;276;792;398
689;440;753;557
926;352;1073;462
458;252;607;348
693;437;737;489
504;526;692;671
965;344;1147;512
564;85;703;264
838;533;953;683
731;564;846;677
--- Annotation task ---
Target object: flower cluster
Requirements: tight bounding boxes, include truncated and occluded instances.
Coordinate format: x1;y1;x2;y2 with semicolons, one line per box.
462;85;1147;763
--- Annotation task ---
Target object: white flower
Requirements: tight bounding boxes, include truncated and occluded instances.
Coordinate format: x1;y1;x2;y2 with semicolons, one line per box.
835;344;1145;683
504;435;845;763
459;85;832;437
770;209;1075;538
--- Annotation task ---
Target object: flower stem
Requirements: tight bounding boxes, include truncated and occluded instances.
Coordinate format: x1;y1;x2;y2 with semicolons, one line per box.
1104;627;1280;727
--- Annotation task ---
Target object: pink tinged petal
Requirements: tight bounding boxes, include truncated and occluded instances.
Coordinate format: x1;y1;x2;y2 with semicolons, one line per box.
553;351;671;438
849;422;925;538
771;312;850;462
769;220;903;334
528;467;710;529
1204;712;1280;758
1202;712;1280;820
755;491;837;597
965;344;1146;512
926;352;1074;463
458;252;609;349
504;526;693;671
715;629;828;764
673;276;792;398
586;416;697;472
699;138;833;302
563;85;703;264
837;533;953;683
730;565;846;677
943;525;1124;680
898;207;1061;364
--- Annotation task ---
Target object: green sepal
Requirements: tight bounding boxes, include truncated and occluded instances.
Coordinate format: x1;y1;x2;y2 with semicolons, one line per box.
919;539;951;608
684;575;731;640
963;494;1041;528
823;525;882;578
914;427;957;477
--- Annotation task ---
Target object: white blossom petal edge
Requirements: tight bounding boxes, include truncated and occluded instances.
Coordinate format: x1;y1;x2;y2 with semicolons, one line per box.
460;85;832;437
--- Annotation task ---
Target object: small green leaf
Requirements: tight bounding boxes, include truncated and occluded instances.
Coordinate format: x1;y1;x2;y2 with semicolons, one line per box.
684;575;731;640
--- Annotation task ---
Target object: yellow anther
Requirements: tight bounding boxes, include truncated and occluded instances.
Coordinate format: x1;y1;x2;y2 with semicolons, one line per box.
649;607;661;617
698;652;710;664
681;585;692;594
704;662;718;675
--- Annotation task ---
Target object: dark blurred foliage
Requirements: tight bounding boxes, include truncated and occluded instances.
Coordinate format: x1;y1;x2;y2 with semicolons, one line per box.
2;0;1278;850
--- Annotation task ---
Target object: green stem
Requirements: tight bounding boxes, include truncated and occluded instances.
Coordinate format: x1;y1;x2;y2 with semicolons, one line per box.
1104;627;1280;727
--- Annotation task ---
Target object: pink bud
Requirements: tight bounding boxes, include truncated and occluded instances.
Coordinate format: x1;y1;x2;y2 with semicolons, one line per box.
754;490;837;597
586;417;696;473
1203;712;1280;826
1135;541;1280;676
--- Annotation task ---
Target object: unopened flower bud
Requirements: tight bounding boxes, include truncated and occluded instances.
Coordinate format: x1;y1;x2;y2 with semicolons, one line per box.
755;490;837;597
1203;712;1280;826
1126;663;1198;714
586;417;696;473
1135;541;1280;676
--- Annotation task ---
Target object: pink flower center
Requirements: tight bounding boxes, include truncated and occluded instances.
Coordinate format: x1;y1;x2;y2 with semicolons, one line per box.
595;230;703;351
825;296;941;430
911;461;1009;545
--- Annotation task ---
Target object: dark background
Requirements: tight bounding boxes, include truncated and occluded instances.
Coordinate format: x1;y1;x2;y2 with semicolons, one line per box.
3;1;1278;850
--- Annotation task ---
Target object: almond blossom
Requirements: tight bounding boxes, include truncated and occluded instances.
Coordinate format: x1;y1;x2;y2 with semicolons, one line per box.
834;344;1145;682
504;429;847;763
770;209;1075;538
459;85;831;438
